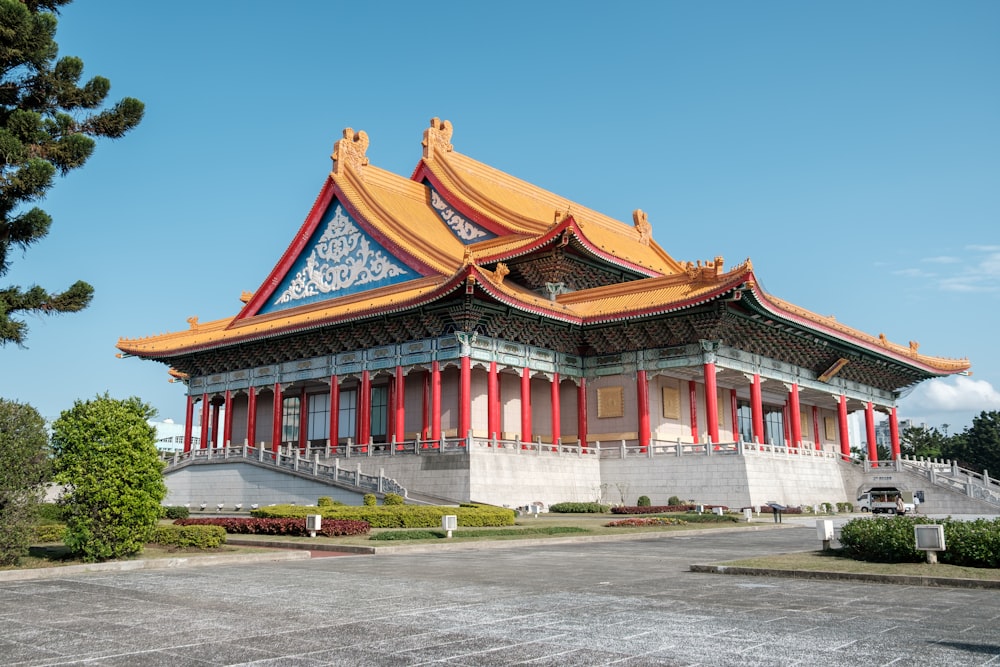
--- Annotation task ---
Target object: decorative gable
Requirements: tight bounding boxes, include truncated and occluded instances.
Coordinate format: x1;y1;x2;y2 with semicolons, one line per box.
428;184;496;244
258;200;414;315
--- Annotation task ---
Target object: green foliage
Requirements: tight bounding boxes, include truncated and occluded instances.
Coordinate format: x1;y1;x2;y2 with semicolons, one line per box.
316;496;343;507
0;0;144;345
900;424;947;460
37;502;64;522
33;523;65;543
50;395;166;562
944;411;1000;473
672;513;739;523
0;398;50;565
162;505;189;520
836;502;854;513
636;495;651;507
253;503;516;528
549;502;610;513
839;516;1000;567
383;493;404;506
151;524;226;549
363;493;377;506
667;495;682;506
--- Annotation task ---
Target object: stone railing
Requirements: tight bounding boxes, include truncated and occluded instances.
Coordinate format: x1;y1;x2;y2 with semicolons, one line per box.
162;443;406;497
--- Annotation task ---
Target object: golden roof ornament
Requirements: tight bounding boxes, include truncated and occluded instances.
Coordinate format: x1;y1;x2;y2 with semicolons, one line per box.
632;209;652;246
240;291;253;303
331;127;370;176
186;316;199;330
494;262;510;284
422;117;453;158
683;256;725;283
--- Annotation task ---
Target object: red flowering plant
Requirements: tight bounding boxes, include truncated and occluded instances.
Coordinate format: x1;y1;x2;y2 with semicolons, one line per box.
175;517;369;537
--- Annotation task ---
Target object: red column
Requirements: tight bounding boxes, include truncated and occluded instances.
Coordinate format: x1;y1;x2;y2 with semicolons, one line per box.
328;376;339;450
247;387;257;447
271;382;282;454
812;405;821;450
210;398;221;448
783;403;791;446
431;362;441;444
359;370;371;448
750;373;764;444
395;366;406;447
222;390;233;446
788;383;801;448
487;362;499;439
577;378;588;449
688;380;698;442
298;386;308;453
637;370;650;450
703;362;719;444
837;394;850;461
459;356;471;440
183;394;194;453
550;372;561;449
890;406;901;460
520;367;532;443
865;401;878;465
200;393;210;449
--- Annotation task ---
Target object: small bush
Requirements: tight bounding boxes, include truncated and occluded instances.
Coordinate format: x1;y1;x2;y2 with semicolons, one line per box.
37;503;65;523
383;493;404;506
605;517;687;527
152;524;226;549
363;493;377;506
667;496;682;506
636;495;651;507
549;502;610;513
162;505;190;520
317;496;343;507
837;502;854;513
33;524;66;543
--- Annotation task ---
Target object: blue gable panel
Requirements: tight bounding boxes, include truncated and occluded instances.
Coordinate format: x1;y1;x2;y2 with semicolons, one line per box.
259;201;414;315
427;182;496;244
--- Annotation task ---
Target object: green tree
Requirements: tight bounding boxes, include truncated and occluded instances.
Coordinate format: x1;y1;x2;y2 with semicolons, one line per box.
944;411;1000;474
0;397;49;565
899;424;947;460
0;0;144;346
50;395;165;562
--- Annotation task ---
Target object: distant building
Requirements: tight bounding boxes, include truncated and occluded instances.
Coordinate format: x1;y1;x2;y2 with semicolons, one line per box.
150;418;196;453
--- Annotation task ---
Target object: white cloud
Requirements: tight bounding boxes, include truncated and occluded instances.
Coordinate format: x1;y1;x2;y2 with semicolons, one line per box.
899;376;1000;430
930;247;1000;294
922;256;960;264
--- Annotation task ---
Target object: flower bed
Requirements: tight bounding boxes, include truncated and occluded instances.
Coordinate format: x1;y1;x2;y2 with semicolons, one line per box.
611;504;730;514
605;517;688;527
175;517;370;537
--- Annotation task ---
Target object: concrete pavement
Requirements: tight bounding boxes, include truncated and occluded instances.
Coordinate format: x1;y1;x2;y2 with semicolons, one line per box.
2;522;999;665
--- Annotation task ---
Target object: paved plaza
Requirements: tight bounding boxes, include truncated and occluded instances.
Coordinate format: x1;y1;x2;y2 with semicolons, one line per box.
1;523;999;666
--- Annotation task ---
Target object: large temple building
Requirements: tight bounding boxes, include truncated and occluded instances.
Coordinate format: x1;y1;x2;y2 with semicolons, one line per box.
118;118;971;510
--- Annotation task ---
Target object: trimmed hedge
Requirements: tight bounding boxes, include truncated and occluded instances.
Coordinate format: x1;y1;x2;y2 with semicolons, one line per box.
162;505;190;520
176;517;370;537
605;517;688;527
152;525;226;549
33;523;66;543
549;502;610;513
839;516;1000;567
251;504;516;528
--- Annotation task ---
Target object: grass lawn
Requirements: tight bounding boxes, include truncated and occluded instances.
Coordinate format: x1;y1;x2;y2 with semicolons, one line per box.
718;550;1000;581
1;543;282;572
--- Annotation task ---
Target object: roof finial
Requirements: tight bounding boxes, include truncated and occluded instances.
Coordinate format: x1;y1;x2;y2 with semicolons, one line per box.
331;127;370;176
633;209;651;245
422;117;453;158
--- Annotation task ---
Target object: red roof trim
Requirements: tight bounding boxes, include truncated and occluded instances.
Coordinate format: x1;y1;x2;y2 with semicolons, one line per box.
236;178;336;321
411;162;515;237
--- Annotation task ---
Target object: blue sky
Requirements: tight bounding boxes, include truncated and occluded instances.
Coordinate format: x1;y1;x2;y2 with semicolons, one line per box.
1;0;997;435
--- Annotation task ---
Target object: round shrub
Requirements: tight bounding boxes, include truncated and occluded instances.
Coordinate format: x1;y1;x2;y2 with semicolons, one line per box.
163;505;190;520
667;496;682;506
383;493;404;506
363;493;377;506
637;496;651;507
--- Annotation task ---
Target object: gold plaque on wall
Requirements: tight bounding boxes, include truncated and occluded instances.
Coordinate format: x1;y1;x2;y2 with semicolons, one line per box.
662;386;680;420
824;416;836;441
597;386;624;418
